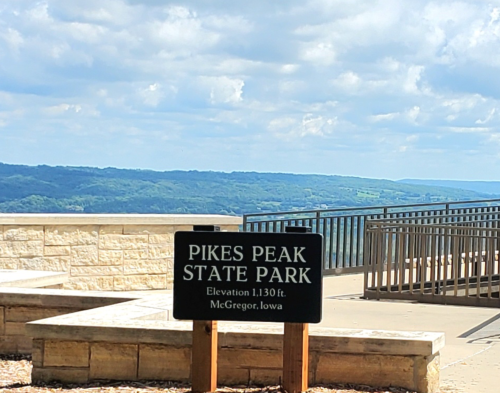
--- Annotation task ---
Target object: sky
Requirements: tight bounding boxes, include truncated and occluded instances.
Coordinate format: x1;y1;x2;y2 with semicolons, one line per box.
1;0;500;181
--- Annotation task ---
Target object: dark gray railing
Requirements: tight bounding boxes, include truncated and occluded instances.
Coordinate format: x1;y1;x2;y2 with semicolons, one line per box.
243;199;500;275
364;214;500;307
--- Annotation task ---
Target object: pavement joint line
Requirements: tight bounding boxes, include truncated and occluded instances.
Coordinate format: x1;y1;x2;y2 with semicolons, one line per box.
441;343;494;370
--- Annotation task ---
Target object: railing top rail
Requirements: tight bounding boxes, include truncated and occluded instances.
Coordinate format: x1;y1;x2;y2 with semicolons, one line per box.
367;210;500;223
366;219;500;232
367;211;500;223
243;198;500;220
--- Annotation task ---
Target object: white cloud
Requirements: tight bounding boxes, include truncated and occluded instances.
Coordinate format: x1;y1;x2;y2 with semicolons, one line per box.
268;114;337;139
139;83;164;107
280;64;300;74
443;126;492;134
332;71;361;89
199;76;245;105
406;106;421;123
45;104;82;115
403;66;425;94
1;28;24;52
149;6;220;52
369;113;399;122
43;104;99;117
300;42;336;66
476;108;497;125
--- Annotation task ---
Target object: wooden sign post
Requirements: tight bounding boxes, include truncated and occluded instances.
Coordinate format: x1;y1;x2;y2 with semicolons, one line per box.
192;320;218;393
283;322;309;393
173;225;322;393
191;226;219;393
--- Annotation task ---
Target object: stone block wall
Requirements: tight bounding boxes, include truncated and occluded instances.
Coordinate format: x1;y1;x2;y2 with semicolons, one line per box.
0;214;241;290
0;288;138;354
30;333;441;393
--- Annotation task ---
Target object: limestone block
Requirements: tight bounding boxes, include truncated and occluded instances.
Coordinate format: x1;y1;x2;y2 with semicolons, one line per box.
99;234;148;250
113;274;167;290
0;257;19;269
99;225;123;235
71;245;99;266
98;250;123;265
123;249;148;260
64;276;114;291
148;244;174;259
32;367;90;384
17;336;33;354
124;260;169;275
221;225;240;233
44;246;71;256
0;306;4;335
250;368;282;386
415;354;440;393
0;336;20;353
5;306;71;323
90;343;138;380
219;348;282;369
5;322;26;336
0;226;3;241
3;226;44;241
148;233;175;244
71;265;123;277
45;226;98;246
218;367;250;385
32;339;44;367
315;353;414;389
138;344;190;381
174;225;193;233
20;256;70;272
165;257;174;270
124;225;174;235
44;340;90;368
0;241;43;257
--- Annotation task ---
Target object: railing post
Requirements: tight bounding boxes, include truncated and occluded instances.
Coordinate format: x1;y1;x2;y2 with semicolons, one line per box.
242;215;247;232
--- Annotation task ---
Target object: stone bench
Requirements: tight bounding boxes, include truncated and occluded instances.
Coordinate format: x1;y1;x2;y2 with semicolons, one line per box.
24;294;444;393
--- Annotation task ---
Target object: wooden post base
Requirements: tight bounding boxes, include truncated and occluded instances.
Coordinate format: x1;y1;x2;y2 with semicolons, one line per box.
192;320;218;393
283;322;309;393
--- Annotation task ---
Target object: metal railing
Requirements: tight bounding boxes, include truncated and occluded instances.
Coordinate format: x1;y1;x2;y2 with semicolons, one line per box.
363;214;500;307
243;198;500;275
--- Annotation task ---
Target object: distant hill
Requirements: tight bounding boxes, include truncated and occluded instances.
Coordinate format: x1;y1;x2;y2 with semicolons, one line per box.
0;163;496;215
399;179;500;195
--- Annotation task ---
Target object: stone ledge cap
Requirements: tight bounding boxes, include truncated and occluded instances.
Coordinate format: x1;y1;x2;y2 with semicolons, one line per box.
0;213;242;226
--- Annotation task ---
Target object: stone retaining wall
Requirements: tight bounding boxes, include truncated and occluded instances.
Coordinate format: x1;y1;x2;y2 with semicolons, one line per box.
0;287;139;354
31;336;440;393
0;214;241;290
25;295;444;393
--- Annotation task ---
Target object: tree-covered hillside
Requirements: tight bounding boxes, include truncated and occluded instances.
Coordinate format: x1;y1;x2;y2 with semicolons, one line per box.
399;179;500;195
0;163;495;215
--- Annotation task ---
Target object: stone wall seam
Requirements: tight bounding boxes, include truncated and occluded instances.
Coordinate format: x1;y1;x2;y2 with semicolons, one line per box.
0;306;4;335
309;350;320;385
413;355;419;392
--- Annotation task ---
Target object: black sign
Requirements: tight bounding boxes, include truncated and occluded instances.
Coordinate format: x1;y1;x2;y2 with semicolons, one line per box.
173;231;323;323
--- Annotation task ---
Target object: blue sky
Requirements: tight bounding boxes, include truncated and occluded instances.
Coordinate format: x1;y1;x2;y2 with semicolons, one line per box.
1;0;500;180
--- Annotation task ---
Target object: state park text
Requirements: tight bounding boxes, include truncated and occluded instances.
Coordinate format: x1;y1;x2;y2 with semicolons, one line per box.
183;244;313;283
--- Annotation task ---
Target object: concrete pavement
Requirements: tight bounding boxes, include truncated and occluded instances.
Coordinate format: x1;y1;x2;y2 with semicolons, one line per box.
320;274;500;393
